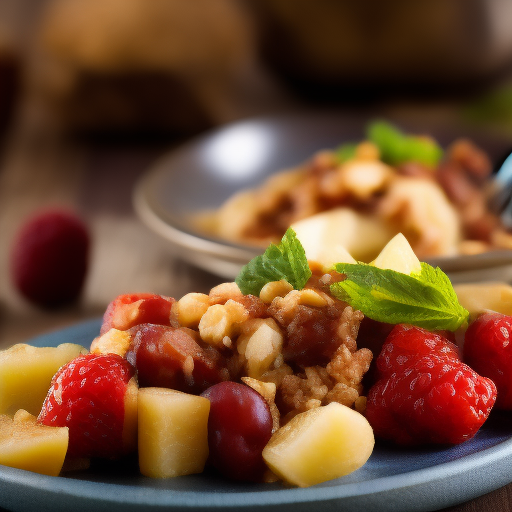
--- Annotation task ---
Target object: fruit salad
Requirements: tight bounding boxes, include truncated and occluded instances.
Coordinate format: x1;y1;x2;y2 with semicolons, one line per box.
1;230;511;487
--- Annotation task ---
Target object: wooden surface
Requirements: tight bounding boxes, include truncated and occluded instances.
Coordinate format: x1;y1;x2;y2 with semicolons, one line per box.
1;106;512;512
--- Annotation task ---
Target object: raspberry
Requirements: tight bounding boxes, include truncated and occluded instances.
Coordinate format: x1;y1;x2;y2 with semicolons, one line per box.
38;353;137;459
11;209;90;308
376;324;460;378
464;312;512;409
366;324;496;445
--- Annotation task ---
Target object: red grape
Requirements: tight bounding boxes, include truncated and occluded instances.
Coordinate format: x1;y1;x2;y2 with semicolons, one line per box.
201;382;273;481
126;324;225;394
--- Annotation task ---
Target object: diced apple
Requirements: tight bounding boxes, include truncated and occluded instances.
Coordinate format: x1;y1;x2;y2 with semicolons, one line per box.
0;343;87;416
138;387;210;478
454;282;512;317
262;402;374;487
0;410;68;476
370;232;421;275
292;207;393;267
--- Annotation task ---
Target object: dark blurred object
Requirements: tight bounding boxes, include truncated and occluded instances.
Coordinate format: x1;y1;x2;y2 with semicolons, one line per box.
248;0;512;100
11;209;90;309
31;0;253;137
0;46;20;134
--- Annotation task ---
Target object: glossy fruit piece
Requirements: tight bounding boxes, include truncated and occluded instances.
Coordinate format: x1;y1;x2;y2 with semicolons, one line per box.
126;324;225;395
366;326;496;445
11;209;90;308
0;410;68;476
38;353;137;459
100;293;175;335
370;232;421;275
138;388;210;478
263;403;374;487
464;312;512;409
375;324;460;379
201;381;273;481
0;343;86;416
454;282;512;317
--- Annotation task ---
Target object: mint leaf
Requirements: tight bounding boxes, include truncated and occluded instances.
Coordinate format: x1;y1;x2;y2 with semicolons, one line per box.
236;228;312;296
330;261;469;331
367;120;443;168
335;142;357;163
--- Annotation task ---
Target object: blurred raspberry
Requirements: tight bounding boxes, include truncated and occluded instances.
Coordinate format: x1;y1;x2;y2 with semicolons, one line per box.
11;209;90;308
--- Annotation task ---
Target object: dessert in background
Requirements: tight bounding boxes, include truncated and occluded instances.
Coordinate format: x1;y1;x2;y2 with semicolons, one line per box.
199;121;512;261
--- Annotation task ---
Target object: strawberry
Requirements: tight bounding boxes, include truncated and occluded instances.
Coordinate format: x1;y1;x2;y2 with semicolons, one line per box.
11;209;90;308
100;293;175;335
38;353;137;459
366;324;497;445
464;312;512;409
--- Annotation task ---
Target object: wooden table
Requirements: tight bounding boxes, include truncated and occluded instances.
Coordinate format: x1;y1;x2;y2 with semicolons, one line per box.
1;105;512;512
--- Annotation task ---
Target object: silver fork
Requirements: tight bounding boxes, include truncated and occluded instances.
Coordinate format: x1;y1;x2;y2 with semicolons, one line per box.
489;151;512;229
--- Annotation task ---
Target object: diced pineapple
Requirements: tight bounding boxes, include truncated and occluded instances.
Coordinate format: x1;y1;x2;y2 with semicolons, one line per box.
0;411;68;476
292;207;393;267
0;343;87;416
371;232;421;275
138;388;210;478
262;402;374;487
454;282;512;316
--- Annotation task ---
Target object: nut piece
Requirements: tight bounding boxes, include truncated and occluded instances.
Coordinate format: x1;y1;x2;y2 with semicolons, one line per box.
90;328;132;357
199;299;249;347
298;289;329;308
237;318;283;379
173;293;210;328
260;280;293;304
209;282;243;304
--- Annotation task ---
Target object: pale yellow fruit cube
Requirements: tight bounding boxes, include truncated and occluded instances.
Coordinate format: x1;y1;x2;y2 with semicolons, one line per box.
262;402;374;487
0;343;87;416
138;388;210;478
292;207;393;266
0;411;68;476
454;282;512;316
371;232;421;275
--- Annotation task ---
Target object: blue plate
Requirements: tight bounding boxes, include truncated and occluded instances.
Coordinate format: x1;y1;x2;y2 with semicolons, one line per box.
1;319;512;512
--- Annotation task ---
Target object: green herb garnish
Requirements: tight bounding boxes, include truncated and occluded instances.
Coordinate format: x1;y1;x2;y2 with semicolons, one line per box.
236;228;312;296
335;142;357;163
331;261;469;332
367;120;444;168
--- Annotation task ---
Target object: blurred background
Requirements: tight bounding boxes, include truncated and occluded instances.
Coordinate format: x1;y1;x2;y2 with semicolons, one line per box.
3;0;512;346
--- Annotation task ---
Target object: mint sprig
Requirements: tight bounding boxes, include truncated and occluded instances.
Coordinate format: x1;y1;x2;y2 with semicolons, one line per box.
331;261;469;332
367;120;444;168
236;228;312;296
